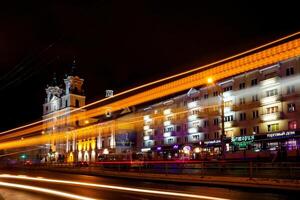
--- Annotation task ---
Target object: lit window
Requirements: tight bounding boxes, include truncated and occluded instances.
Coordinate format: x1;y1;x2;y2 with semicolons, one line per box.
266;89;278;97
266;106;278;114
267;123;279;132
288;121;297;130
192;134;200;141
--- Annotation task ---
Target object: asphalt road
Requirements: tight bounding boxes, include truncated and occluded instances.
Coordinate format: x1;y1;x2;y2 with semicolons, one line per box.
0;169;298;200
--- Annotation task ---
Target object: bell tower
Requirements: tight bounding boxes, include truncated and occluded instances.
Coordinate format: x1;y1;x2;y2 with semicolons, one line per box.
43;73;63;115
62;59;86;109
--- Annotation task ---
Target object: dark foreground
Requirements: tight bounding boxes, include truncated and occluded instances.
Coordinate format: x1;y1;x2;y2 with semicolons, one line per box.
0;169;299;200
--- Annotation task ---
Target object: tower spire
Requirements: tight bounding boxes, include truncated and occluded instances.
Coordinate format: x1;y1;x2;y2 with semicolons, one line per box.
70;56;77;76
52;72;58;86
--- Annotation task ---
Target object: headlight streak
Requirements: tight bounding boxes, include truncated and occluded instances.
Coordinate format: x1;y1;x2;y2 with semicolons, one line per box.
0;174;230;200
0;181;97;200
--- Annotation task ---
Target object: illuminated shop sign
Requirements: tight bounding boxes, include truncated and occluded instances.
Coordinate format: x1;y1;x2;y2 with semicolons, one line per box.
232;136;254;148
204;140;221;145
267;131;295;138
232;135;254;142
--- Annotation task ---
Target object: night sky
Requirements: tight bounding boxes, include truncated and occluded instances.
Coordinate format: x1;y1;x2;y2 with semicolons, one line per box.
0;0;299;131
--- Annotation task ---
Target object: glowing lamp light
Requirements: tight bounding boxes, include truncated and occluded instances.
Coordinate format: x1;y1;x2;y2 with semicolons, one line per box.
163;120;171;126
141;148;151;152
163;132;171;137
163;109;171;115
143;136;150;140
84;120;89;124
207;77;213;84
188;127;197;134
157;146;162;151
183;146;191;154
194;147;200;153
103;148;109;155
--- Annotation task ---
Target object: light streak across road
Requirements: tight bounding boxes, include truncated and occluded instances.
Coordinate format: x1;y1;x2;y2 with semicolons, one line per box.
0;174;231;200
0;181;97;200
0;32;298;142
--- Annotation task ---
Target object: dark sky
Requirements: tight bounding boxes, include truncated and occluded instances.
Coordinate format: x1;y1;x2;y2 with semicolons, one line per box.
0;0;299;131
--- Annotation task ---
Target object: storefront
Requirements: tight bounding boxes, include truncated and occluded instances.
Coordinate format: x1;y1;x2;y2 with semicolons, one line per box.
254;130;300;151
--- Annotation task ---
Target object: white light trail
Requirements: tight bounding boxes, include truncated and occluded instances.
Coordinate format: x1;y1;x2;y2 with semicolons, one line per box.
0;181;97;200
0;174;230;200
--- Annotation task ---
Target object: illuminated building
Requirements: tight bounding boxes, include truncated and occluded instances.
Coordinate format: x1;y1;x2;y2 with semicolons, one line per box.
42;60;91;162
139;56;300;159
1;35;299;162
42;61;138;162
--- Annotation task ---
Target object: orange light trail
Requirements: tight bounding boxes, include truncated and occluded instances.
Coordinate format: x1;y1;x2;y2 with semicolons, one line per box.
0;33;299;143
0;174;231;200
0;103;225;150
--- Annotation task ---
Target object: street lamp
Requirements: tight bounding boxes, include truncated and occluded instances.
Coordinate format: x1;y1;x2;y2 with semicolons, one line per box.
207;77;226;159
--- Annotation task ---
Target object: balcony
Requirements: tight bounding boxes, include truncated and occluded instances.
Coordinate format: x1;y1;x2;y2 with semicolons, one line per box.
163;131;176;138
224;120;237;128
188;126;203;134
187;101;199;109
188;114;198;122
143;135;154;141
144;129;154;135
261;112;283;122
260;76;280;88
260;95;281;105
163;120;172;127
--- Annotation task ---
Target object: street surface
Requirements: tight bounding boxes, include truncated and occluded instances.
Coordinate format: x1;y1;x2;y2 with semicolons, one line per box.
0;169;298;200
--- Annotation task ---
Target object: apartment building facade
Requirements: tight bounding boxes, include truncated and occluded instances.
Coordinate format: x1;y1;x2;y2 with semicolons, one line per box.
140;56;300;159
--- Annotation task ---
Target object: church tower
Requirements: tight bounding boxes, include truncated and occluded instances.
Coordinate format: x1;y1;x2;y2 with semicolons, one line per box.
61;59;86;110
43;73;64;115
42;59;87;162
